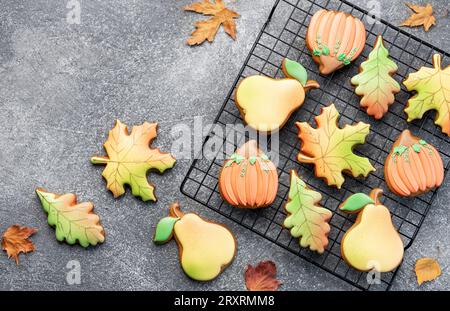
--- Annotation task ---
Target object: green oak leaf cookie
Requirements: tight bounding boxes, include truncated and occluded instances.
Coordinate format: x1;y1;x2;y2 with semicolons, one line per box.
284;171;332;254
351;36;400;119
36;188;105;247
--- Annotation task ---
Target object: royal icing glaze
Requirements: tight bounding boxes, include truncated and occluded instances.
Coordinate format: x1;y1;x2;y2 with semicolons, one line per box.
385;130;444;197
306;10;366;74
340;189;404;272
36;188;105;248
154;203;236;281
296;104;375;189
351;35;401;119
404;54;450;136
219;140;278;208
284;170;332;254
235;58;319;133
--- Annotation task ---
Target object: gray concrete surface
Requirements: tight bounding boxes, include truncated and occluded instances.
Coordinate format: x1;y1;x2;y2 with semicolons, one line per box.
0;0;448;291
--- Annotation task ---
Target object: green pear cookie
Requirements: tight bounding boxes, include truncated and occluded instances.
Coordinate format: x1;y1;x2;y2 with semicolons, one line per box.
154;203;237;281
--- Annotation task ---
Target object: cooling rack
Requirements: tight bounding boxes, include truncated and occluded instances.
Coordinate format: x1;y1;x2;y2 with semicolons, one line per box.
180;0;450;290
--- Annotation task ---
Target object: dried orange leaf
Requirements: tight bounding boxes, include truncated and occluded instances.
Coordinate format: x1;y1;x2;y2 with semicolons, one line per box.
415;257;441;285
401;3;436;32
245;261;281;291
184;0;239;45
1;225;37;264
91;120;176;202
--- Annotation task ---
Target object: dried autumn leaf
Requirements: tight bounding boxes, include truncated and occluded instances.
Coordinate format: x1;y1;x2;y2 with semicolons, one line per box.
351;36;401;119
184;0;239;45
284;171;332;254
415;257;441;285
1;225;37;264
91;120;176;202
245;261;281;291
296;104;375;188
36;188;105;247
404;54;450;136
401;3;436;32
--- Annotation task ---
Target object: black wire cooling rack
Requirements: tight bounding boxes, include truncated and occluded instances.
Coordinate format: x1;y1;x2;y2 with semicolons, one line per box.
180;0;450;290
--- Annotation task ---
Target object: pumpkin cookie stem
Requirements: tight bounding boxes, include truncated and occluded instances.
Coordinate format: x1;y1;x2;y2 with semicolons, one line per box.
169;202;184;218
369;188;383;205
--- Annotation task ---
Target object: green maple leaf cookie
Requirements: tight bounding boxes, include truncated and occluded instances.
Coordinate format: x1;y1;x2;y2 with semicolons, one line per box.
404;54;450;136
91;120;176;202
296;104;376;188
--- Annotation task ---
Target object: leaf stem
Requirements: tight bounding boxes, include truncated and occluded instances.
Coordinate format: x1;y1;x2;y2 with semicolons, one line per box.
91;156;110;164
169;202;184;218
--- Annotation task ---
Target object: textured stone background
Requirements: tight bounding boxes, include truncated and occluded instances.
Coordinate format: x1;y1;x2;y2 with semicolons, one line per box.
0;0;448;291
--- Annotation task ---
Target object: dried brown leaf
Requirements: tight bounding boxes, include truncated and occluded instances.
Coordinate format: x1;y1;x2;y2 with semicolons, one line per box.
401;3;436;32
184;0;239;45
245;261;281;291
415;257;442;285
1;225;37;264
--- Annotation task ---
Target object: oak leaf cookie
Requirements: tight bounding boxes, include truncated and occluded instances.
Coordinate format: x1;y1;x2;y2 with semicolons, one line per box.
351;35;400;119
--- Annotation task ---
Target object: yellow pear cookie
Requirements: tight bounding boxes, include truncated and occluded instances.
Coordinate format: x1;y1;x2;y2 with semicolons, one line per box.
154;203;236;281
340;189;404;272
235;58;319;133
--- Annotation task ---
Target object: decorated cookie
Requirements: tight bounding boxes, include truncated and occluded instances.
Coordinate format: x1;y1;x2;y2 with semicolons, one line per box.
385;130;444;197
235;58;319;133
91;120;176;202
404;54;450;136
306;10;366;74
154;203;236;281
340;189;404;272
351;35;401;119
296;104;375;189
219;140;278;208
36;188;105;247
284;170;332;254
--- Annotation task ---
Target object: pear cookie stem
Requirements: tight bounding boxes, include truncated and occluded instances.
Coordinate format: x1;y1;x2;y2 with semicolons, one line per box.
369;188;383;205
169;202;184;218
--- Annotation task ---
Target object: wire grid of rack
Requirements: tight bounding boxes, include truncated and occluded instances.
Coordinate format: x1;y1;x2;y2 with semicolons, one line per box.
180;0;450;290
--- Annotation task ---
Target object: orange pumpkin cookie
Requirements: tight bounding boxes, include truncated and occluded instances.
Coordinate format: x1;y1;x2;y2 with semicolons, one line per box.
340;189;404;272
385;130;444;197
219;140;278;208
235;58;319;133
306;10;366;75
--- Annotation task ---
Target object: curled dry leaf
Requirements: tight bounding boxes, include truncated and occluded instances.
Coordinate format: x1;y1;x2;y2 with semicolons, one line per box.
1;225;38;264
184;0;239;45
415;257;441;285
245;261;281;291
401;3;436;32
